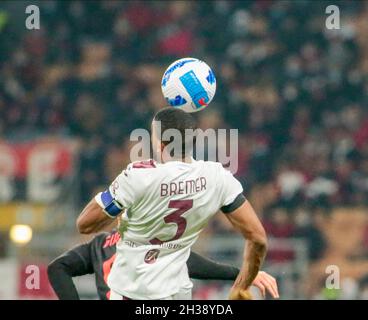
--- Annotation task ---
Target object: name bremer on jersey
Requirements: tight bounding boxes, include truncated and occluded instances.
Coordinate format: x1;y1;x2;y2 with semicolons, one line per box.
160;177;207;197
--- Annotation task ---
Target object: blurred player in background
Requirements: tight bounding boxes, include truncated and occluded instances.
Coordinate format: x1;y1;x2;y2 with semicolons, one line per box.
76;108;268;300
47;229;279;300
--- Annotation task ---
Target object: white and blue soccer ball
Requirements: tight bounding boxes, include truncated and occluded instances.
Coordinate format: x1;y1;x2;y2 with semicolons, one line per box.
161;57;216;113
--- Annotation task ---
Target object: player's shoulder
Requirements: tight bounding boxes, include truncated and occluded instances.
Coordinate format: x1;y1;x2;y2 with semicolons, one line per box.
127;159;157;170
122;159;158;177
201;160;237;183
119;159;161;188
123;159;157;173
201;160;228;172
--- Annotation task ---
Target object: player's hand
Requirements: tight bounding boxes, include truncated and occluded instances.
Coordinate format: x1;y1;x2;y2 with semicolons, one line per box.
228;286;253;300
252;271;279;299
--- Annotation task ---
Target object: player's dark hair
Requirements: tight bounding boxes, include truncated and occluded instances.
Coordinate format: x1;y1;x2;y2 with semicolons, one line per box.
153;107;197;157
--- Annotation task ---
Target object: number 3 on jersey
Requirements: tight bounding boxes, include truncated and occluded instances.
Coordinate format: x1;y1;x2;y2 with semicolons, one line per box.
149;200;193;245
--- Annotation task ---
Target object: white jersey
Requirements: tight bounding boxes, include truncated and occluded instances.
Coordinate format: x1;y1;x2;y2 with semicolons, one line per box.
95;158;243;299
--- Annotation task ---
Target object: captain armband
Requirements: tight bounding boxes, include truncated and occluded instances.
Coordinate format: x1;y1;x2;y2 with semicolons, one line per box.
95;189;124;218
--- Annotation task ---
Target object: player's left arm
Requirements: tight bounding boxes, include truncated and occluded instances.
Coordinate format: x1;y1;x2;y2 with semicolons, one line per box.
77;166;140;235
77;198;119;234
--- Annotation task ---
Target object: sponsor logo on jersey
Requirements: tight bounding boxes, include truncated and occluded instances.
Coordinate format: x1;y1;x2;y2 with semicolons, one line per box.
144;249;160;264
103;231;121;248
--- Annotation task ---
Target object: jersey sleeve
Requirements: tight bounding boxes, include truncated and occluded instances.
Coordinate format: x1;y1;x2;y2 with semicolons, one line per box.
94;163;144;218
219;166;246;214
187;251;240;280
47;242;94;300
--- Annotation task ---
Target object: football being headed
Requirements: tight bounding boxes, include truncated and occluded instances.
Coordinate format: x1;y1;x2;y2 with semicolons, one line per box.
161;58;216;113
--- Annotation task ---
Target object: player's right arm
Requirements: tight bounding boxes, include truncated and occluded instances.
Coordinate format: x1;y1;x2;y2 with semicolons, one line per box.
188;252;278;298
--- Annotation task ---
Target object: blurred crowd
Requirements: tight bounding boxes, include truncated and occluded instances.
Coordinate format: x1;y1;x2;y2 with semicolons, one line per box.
1;0;368;298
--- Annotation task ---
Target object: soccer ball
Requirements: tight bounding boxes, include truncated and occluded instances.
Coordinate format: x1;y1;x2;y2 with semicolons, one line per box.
161;57;216;113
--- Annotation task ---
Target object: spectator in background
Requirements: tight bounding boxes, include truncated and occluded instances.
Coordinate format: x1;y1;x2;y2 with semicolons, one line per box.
1;0;368;299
